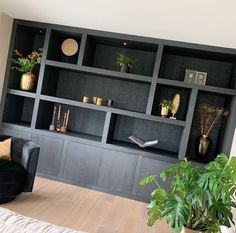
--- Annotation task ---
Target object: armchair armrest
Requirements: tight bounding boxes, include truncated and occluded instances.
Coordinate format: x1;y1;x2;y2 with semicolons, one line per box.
0;136;40;192
20;141;40;192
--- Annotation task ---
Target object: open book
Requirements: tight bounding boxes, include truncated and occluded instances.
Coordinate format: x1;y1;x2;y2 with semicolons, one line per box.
128;135;158;148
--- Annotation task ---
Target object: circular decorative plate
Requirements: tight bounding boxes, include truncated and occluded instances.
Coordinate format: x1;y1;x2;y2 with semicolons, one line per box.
61;38;79;56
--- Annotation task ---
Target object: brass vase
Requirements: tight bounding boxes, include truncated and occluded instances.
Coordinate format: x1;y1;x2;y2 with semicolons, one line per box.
161;106;169;117
20;72;37;91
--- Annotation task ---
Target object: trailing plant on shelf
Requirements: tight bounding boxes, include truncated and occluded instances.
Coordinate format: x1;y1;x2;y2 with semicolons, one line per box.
139;154;236;233
160;98;173;117
196;103;229;159
116;53;137;73
12;48;43;91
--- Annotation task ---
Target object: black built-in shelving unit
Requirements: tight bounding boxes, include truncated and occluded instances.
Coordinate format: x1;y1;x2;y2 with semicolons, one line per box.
0;19;236;201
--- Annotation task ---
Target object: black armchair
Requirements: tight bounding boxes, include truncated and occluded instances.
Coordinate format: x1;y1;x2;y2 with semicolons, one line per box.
0;135;40;204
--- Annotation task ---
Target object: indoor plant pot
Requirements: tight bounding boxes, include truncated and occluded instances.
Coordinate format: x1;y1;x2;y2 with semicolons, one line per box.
12;49;42;92
20;72;37;91
116;53;137;73
161;106;169;117
139;154;236;233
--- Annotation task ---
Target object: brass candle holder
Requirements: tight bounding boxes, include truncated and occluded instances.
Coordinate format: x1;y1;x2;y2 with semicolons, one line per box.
60;110;70;133
49;106;57;131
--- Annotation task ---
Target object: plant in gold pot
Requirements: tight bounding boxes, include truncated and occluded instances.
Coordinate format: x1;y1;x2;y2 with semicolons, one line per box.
160;98;173;117
139;154;236;233
12;48;43;91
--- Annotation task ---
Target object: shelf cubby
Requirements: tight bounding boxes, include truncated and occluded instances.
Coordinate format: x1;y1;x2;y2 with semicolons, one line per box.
159;46;236;90
83;35;158;77
8;25;46;92
106;114;183;157
36;100;106;142
152;84;191;120
12;25;46;57
41;65;150;113
47;30;81;64
186;91;232;162
2;94;35;127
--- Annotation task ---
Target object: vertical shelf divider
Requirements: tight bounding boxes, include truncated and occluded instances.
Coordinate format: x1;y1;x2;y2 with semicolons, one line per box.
77;33;87;66
31;28;51;129
178;88;198;160
146;44;163;115
101;112;112;144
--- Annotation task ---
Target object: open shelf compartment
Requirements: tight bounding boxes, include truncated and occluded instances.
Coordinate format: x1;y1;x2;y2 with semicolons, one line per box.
186;91;232;162
47;30;81;64
8;25;46;92
83;35;158;77
36;100;106;142
106;114;183;157
41;65;150;113
152;84;191;120
159;45;236;90
2;94;35;127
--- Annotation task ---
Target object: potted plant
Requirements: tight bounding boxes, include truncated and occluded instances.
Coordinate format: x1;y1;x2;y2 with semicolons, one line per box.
12;48;43;91
139;154;236;233
116;53;137;73
160;98;173;117
196;104;229;160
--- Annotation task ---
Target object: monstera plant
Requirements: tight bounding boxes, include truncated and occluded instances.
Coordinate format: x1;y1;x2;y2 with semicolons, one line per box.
139;154;236;233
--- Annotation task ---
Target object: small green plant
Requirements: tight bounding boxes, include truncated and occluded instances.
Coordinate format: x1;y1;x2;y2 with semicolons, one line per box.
139;154;236;233
12;48;43;73
116;53;137;68
160;98;173;109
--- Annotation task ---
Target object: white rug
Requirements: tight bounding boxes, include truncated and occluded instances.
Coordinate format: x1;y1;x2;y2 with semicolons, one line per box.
0;207;86;233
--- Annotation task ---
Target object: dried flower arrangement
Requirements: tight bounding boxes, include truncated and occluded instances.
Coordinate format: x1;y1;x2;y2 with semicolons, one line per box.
197;103;229;137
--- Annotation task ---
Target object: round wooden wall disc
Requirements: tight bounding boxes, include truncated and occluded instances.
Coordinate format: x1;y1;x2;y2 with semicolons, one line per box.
61;38;79;56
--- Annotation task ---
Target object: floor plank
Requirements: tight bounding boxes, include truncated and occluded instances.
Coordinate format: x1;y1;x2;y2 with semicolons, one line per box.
3;177;171;233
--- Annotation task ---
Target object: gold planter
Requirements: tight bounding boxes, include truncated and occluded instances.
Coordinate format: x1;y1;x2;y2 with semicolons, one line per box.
181;227;203;233
161;106;169;117
20;72;37;91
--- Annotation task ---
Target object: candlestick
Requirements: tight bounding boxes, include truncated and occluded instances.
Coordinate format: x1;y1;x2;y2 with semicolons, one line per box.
65;110;70;126
57;105;61;121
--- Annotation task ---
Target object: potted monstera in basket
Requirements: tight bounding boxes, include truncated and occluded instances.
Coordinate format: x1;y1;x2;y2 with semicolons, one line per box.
139;154;236;233
12;48;43;91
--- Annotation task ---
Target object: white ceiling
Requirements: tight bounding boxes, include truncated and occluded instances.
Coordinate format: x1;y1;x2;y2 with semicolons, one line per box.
0;0;236;49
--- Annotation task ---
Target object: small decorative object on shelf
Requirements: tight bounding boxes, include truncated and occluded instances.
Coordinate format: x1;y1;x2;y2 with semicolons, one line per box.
170;94;180;119
107;99;113;107
160;98;172;117
128;135;158;148
184;69;197;83
56;105;62;132
92;97;98;104
49;106;57;131
60;110;70;133
82;96;90;103
195;72;207;85
196;103;229;161
61;38;79;56
184;69;207;85
12;48;43;91
96;98;103;106
139;154;236;233
116;53;137;73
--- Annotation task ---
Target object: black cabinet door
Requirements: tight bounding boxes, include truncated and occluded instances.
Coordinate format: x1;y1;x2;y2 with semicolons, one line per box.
32;134;64;176
97;149;137;194
136;157;173;200
62;141;102;186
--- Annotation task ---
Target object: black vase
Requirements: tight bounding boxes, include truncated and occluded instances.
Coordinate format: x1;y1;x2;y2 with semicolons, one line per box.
195;135;211;161
120;64;130;73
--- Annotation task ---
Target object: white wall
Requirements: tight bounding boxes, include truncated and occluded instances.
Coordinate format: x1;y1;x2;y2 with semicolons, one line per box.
0;12;13;100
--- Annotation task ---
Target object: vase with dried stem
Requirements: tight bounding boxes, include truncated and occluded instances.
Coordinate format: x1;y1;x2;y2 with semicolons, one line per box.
196;103;229;160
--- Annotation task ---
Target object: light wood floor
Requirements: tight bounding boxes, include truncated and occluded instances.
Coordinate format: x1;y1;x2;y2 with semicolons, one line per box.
3;177;171;233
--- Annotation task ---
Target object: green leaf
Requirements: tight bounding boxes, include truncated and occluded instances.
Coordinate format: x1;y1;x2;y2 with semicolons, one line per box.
139;175;156;186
